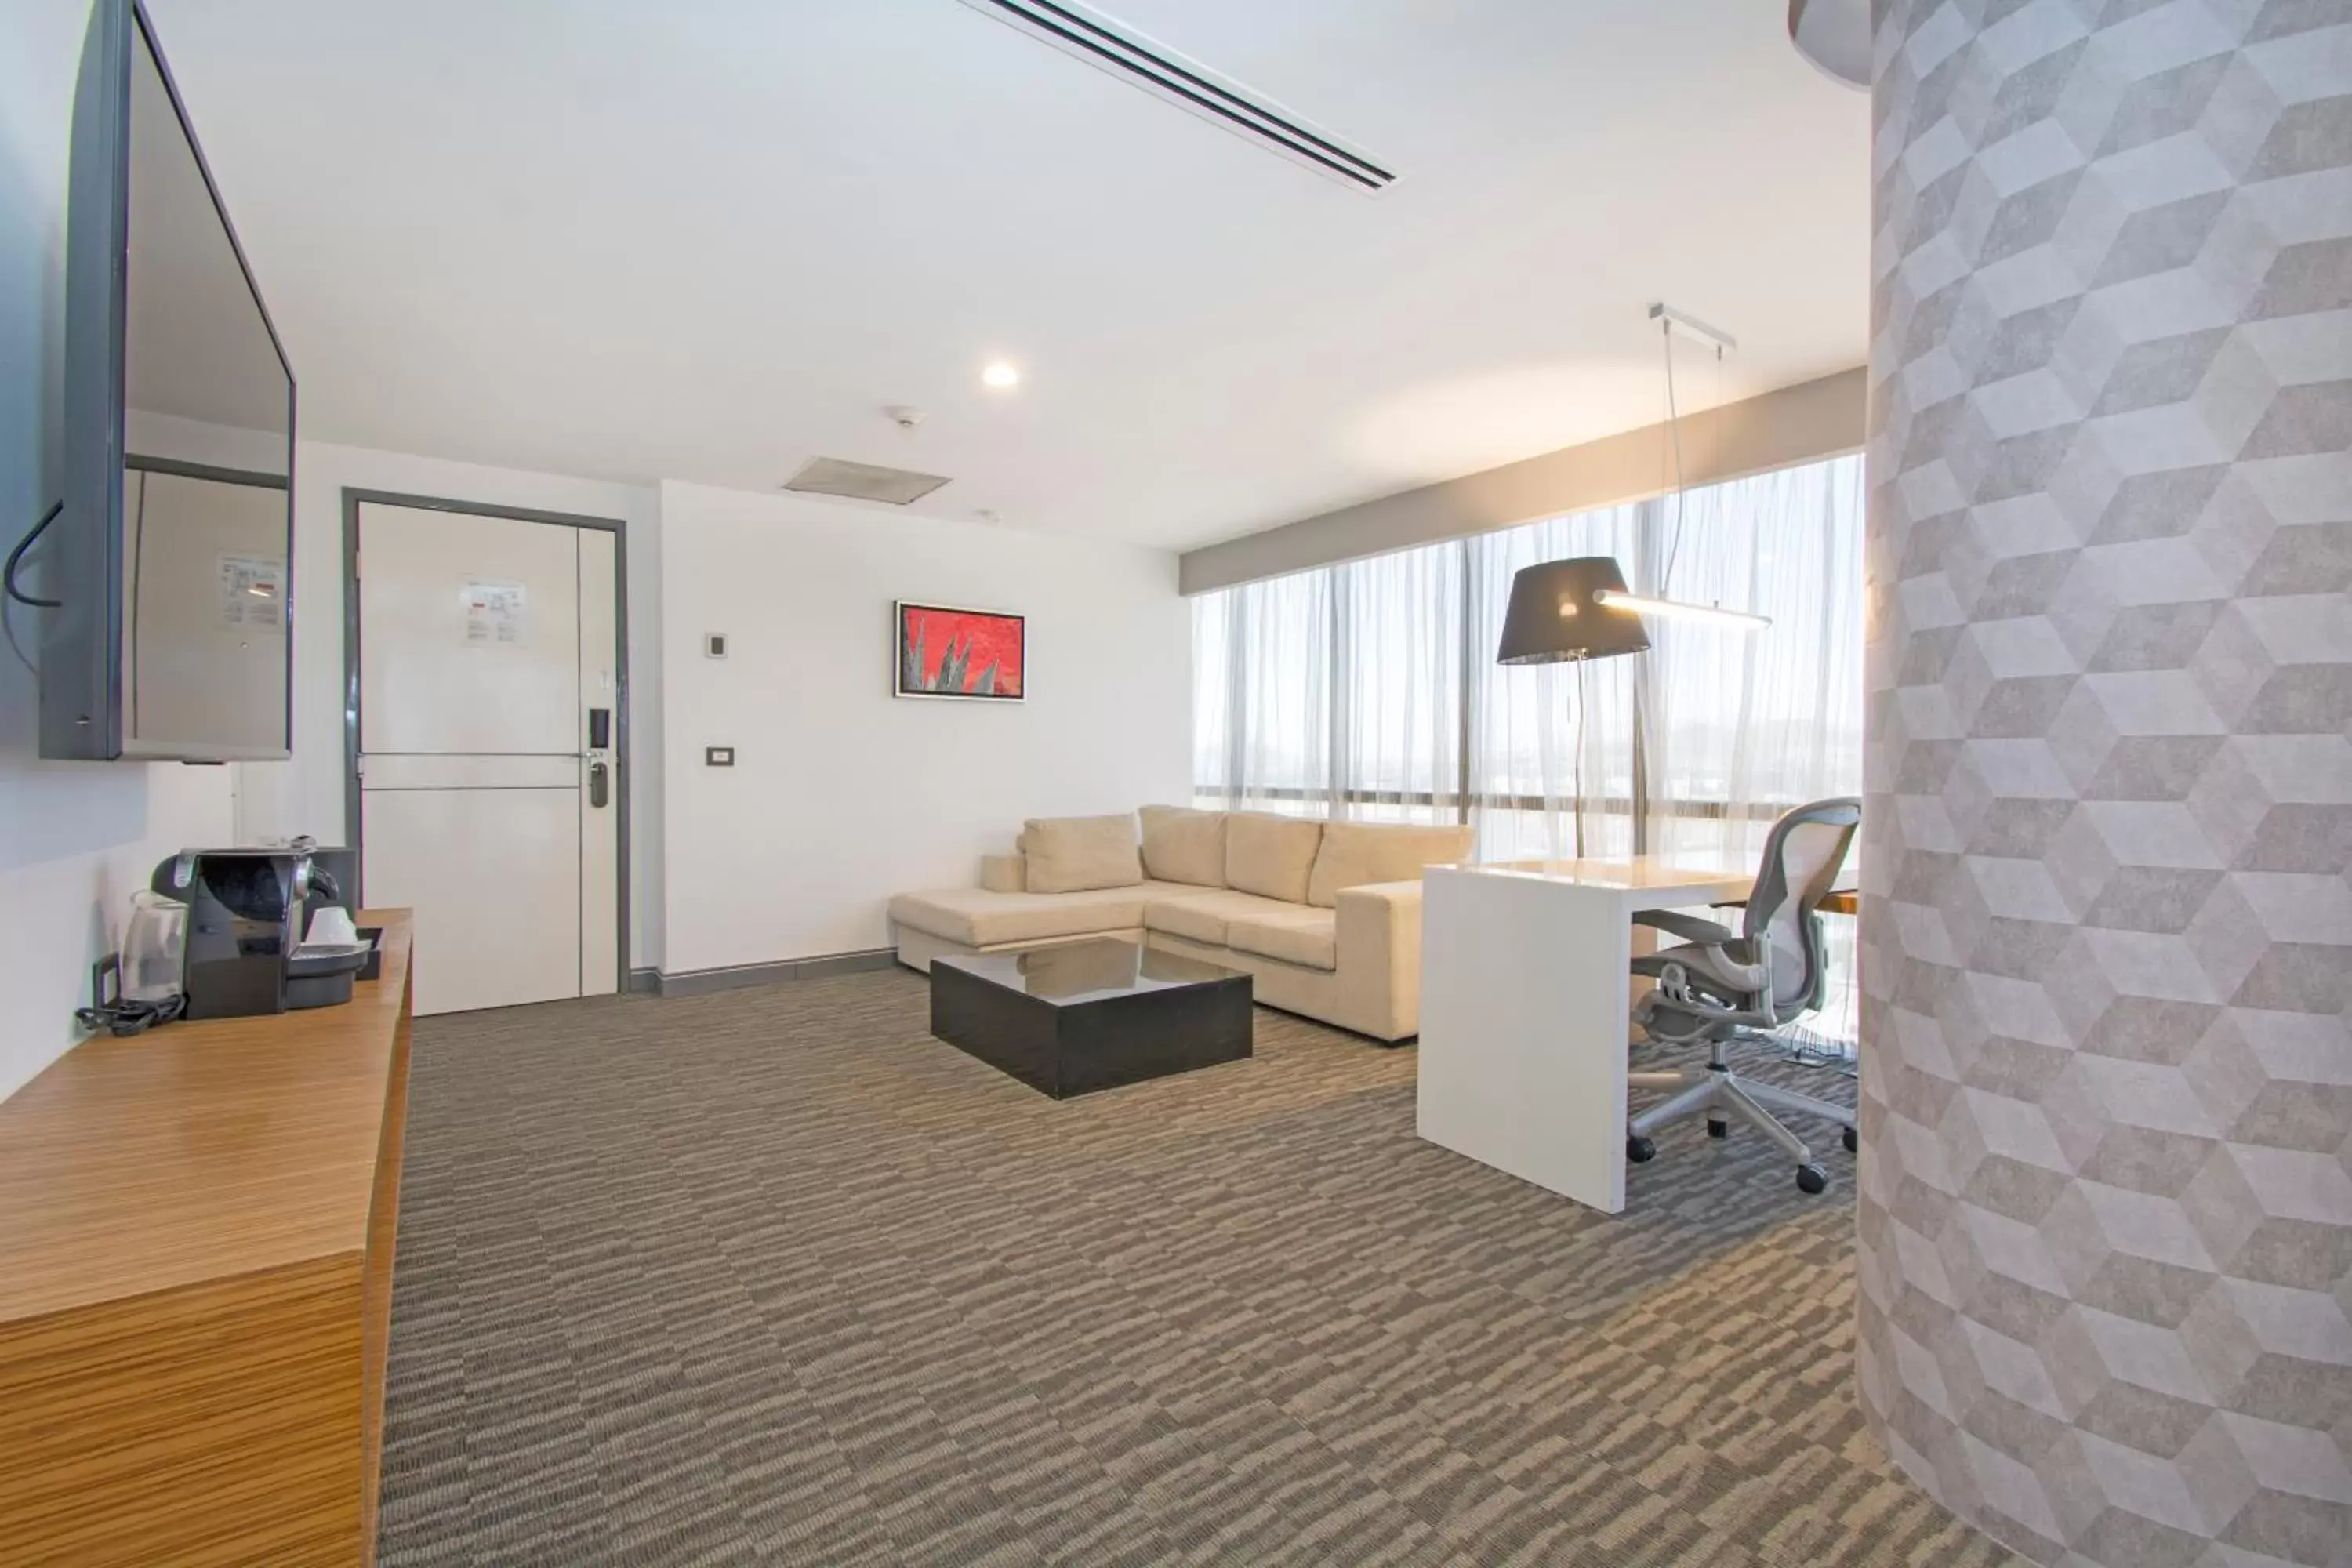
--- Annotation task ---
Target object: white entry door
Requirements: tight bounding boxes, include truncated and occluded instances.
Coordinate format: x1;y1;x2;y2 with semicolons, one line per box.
356;502;619;1016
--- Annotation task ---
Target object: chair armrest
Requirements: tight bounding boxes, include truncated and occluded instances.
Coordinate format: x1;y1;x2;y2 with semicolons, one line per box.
978;854;1025;894
1634;909;1738;946
1642;940;1769;1001
1639;987;1777;1034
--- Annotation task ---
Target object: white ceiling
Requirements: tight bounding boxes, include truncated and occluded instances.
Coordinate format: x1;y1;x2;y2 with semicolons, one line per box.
149;0;1868;550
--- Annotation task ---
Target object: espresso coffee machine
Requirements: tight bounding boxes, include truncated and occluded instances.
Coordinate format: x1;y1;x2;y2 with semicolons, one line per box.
149;847;350;1019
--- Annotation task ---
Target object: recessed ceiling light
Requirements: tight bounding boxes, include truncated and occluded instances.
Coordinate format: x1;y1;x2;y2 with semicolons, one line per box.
982;361;1020;390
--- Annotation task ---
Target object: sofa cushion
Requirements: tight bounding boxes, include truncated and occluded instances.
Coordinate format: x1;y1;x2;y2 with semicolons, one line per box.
1225;907;1338;971
1305;821;1475;908
1224;812;1323;904
1020;813;1142;894
1138;805;1227;887
1142;887;1301;946
887;883;1174;949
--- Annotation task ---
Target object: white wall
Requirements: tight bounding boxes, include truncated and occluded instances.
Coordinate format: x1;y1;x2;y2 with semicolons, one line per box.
2;0;1185;1089
229;440;666;970
1;0;235;1102
659;481;1189;973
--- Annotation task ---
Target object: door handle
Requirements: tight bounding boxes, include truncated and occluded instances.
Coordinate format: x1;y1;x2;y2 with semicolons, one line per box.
588;759;610;809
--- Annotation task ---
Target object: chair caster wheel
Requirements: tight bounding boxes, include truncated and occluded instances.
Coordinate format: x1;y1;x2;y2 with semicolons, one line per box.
1706;1116;1730;1140
1796;1163;1828;1195
1842;1125;1858;1154
1627;1135;1657;1163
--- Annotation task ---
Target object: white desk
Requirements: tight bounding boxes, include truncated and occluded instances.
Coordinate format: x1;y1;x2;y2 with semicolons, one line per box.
1416;858;1756;1214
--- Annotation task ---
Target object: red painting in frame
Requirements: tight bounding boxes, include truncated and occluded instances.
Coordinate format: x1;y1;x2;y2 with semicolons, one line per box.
894;601;1025;701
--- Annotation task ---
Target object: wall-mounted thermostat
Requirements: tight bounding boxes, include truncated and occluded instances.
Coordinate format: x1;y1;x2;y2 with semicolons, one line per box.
706;746;735;768
705;633;728;659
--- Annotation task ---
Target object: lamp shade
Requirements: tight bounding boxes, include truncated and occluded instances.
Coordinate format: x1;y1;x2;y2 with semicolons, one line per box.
1495;557;1652;665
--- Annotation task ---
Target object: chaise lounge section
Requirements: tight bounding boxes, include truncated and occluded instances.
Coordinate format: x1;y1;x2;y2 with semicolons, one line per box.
887;807;1472;1042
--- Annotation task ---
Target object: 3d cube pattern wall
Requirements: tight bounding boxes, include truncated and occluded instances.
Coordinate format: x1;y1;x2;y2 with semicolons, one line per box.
1857;2;2352;1566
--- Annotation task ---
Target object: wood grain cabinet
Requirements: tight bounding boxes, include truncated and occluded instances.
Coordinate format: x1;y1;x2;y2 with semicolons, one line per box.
0;913;415;1567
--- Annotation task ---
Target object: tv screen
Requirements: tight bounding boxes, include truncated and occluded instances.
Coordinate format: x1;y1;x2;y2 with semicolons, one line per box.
42;0;294;761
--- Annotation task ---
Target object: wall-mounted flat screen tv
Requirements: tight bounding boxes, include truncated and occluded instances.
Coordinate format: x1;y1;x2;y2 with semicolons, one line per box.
40;0;295;761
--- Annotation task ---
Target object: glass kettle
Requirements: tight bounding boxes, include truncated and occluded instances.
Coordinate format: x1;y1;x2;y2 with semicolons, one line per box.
121;889;188;1004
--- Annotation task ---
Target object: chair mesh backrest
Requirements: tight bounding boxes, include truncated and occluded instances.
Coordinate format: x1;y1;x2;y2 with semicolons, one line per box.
1740;798;1861;1015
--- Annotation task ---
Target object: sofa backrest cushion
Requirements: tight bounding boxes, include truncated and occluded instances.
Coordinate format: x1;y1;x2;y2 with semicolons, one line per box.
1305;821;1475;908
1224;812;1324;905
1020;813;1143;894
1138;805;1227;887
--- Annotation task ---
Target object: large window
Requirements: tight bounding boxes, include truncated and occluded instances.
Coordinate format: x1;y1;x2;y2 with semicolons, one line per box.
1192;453;1865;864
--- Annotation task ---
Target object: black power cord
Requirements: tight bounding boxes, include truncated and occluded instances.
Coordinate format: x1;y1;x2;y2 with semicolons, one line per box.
77;953;187;1037
7;499;65;608
77;993;186;1037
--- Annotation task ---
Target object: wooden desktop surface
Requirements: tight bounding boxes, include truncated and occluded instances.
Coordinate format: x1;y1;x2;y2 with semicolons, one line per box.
0;911;414;1567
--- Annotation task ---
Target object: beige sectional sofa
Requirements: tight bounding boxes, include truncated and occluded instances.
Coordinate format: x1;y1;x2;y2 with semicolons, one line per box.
887;807;1474;1042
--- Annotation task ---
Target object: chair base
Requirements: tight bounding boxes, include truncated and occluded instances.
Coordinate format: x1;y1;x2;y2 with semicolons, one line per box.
1627;1060;1856;1192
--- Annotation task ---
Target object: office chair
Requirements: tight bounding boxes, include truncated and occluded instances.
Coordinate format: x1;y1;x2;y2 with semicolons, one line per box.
1624;797;1861;1194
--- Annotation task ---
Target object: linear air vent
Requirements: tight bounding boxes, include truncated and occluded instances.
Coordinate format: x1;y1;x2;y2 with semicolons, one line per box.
784;457;953;506
956;0;1397;193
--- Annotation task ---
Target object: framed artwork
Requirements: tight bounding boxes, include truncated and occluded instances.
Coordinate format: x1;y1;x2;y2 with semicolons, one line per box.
895;601;1025;701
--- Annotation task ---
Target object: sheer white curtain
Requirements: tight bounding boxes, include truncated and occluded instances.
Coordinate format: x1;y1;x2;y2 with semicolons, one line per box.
1192;568;1331;817
1332;545;1462;822
1192;544;1463;822
1639;457;1865;864
1191;587;1238;809
1192;452;1866;861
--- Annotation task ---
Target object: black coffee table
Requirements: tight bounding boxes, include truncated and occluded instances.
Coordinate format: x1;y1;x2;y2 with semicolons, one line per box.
929;938;1253;1098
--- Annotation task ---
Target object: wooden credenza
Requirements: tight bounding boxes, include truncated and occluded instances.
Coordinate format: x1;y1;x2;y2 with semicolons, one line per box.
0;912;415;1567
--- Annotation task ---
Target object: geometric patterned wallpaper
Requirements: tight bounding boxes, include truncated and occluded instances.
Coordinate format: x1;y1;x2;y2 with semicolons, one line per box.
1854;2;2352;1565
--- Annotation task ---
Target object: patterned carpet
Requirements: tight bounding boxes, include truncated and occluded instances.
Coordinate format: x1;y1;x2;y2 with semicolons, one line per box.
377;967;2013;1567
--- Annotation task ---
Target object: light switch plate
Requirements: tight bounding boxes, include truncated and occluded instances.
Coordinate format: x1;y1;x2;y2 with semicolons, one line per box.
705;633;728;659
706;746;735;767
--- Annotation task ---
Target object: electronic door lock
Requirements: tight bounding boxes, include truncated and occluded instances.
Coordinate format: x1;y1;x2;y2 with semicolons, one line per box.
588;759;610;809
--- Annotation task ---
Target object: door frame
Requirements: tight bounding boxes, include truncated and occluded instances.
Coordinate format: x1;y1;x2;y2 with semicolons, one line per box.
341;487;632;990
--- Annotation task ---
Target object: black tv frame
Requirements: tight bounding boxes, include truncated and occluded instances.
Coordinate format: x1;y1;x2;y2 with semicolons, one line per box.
42;0;297;762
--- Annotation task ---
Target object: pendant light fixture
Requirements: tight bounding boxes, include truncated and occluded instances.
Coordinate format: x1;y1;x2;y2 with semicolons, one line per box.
1593;588;1769;629
1637;302;1769;634
1494;306;1769;666
1496;556;1652;664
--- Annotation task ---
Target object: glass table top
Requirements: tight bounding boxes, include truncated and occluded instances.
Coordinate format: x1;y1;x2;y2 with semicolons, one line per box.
935;938;1245;1006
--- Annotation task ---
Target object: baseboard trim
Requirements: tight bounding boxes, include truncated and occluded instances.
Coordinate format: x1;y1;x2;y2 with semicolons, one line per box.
625;967;661;996
652;948;900;997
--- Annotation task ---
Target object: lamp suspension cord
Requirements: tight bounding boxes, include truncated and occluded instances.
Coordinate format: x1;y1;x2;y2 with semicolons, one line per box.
1661;320;1687;592
6;500;65;608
